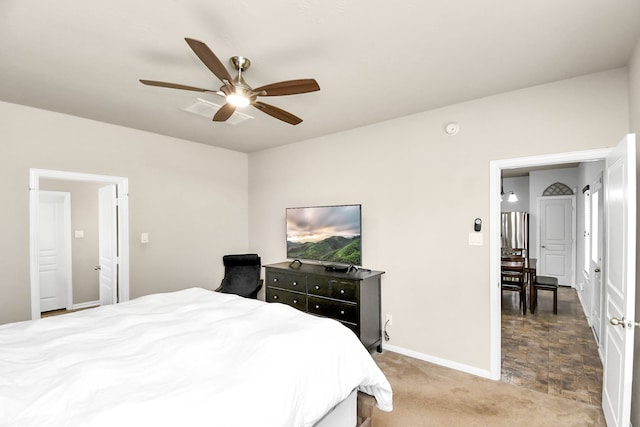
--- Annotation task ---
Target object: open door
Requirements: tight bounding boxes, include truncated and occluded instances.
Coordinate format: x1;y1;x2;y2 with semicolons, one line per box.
38;191;72;312
98;184;118;305
601;134;636;427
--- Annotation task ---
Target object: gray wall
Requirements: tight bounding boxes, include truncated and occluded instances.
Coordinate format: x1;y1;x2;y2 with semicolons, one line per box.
0;105;249;324
249;68;629;372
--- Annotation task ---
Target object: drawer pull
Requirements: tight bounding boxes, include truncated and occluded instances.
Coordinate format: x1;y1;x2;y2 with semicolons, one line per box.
273;295;279;300
293;299;298;304
315;304;320;309
293;281;297;286
340;289;345;294
315;285;320;290
340;310;345;315
273;278;279;282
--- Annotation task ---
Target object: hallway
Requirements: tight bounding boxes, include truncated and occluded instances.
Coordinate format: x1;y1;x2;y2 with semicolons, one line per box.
501;286;603;406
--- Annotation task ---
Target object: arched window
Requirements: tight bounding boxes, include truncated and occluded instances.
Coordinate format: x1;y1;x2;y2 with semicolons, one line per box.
542;182;574;196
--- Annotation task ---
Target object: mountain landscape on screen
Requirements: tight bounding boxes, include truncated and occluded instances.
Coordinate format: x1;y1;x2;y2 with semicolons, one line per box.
287;235;361;265
286;205;362;265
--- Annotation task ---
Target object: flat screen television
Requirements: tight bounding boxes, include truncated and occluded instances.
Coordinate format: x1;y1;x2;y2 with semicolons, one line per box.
286;204;362;266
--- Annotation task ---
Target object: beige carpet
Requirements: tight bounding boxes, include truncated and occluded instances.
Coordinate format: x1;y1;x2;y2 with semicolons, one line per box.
370;351;606;427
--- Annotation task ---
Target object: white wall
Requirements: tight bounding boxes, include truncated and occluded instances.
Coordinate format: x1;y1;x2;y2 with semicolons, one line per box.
0;102;249;324
249;69;629;373
500;176;529;212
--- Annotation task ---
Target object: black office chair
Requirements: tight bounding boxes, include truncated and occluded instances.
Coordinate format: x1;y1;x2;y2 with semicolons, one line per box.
215;254;263;299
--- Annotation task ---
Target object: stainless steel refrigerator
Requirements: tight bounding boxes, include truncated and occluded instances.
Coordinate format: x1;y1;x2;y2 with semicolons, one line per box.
501;211;529;256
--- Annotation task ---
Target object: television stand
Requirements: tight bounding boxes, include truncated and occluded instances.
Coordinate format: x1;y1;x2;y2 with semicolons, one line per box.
264;262;385;353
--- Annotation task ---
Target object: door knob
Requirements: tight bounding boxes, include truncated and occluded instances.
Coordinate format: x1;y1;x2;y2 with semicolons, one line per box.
94;265;102;271
610;317;626;328
594;268;601;273
610;317;640;329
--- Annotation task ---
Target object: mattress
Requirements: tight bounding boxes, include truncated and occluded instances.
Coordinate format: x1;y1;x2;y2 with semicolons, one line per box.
0;287;392;426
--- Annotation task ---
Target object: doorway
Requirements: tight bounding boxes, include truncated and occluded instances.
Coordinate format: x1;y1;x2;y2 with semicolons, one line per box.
489;148;611;378
29;169;130;320
499;163;597;404
490;137;636;426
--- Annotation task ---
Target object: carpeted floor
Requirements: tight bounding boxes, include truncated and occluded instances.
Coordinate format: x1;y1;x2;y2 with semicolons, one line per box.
370;351;605;426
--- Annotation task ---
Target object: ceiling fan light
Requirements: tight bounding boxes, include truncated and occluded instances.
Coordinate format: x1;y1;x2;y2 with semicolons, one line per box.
226;93;250;108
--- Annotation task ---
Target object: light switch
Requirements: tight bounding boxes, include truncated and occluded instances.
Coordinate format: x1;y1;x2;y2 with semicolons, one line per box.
74;230;84;238
468;232;483;246
141;233;149;244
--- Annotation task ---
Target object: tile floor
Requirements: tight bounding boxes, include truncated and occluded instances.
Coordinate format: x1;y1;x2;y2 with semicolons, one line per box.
501;286;603;406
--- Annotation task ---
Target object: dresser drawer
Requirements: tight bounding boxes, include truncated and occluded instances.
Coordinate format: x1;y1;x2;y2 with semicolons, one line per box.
266;287;307;312
308;277;358;302
308;296;358;324
266;271;306;292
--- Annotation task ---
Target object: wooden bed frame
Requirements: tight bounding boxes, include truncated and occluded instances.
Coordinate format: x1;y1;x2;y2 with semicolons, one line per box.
314;390;375;427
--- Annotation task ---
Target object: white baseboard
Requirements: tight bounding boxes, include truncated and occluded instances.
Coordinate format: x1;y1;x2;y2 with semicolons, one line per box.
381;343;493;380
72;300;100;310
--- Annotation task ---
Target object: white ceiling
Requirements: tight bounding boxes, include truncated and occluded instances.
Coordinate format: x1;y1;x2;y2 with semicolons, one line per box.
2;1;640;153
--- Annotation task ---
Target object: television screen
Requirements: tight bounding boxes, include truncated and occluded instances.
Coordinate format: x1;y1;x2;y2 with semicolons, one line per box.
286;204;362;266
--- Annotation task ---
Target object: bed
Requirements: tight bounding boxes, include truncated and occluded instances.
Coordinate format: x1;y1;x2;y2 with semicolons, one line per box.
0;287;392;426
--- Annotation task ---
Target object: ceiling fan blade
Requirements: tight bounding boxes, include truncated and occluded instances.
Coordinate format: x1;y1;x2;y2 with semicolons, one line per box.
252;79;320;96
139;80;213;92
253;101;303;125
184;38;234;87
213;103;236;122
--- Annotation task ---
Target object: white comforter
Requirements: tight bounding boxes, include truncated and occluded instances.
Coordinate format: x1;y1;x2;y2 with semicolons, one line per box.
0;288;392;427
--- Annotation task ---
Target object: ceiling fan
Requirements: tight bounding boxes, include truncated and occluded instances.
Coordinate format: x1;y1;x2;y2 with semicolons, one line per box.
140;38;320;125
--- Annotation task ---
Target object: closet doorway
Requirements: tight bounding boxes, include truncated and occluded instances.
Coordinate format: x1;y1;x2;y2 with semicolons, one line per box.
29;169;130;320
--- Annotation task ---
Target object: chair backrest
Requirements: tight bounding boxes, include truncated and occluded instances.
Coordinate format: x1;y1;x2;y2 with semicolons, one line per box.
502;247;525;257
501;256;526;284
220;254;262;299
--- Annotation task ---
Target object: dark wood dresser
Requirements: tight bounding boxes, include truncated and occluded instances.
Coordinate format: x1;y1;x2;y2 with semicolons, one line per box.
264;262;385;352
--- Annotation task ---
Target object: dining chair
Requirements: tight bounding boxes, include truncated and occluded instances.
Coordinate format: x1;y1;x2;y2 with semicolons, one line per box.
501;256;527;315
531;275;558;314
501;247;526;258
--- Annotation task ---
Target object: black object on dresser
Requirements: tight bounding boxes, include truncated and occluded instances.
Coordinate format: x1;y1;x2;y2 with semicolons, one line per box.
264;262;385;353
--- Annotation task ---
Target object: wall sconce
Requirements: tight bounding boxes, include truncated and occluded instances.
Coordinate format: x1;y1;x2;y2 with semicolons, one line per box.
507;191;518;202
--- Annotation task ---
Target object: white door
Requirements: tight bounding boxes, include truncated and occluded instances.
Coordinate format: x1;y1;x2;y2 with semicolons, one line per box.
589;178;603;345
39;191;72;312
601;134;636;427
538;196;575;285
98;185;118;306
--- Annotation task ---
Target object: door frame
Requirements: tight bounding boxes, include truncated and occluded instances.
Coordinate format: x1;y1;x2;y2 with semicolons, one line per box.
489;147;611;379
29;168;130;320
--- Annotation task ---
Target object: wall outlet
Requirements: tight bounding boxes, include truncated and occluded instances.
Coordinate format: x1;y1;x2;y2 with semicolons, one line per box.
385;314;392;326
